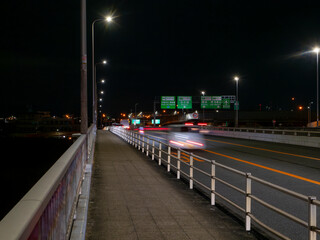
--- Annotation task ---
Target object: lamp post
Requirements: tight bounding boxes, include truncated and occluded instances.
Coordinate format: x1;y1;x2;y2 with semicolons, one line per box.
80;0;88;134
201;91;205;120
313;47;319;127
94;60;107;127
234;76;239;127
92;16;112;126
308;102;313;124
135;103;139;118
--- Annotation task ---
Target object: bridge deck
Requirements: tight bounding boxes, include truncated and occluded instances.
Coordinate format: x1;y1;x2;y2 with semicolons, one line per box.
85;130;258;240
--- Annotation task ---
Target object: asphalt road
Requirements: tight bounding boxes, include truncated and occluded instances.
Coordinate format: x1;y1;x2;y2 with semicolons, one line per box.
140;130;320;240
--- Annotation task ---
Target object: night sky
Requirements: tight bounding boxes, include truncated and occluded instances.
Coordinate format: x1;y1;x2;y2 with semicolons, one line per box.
1;1;320;118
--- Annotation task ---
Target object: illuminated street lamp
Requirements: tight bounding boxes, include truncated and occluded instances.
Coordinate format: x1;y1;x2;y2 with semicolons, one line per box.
313;47;319;127
92;16;113;125
234;76;239;127
94;60;107;126
201;91;205;120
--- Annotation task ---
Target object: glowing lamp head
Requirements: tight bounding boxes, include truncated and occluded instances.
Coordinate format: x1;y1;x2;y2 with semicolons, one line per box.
102;60;107;64
106;16;113;22
313;47;320;53
234;76;239;81
201;91;205;95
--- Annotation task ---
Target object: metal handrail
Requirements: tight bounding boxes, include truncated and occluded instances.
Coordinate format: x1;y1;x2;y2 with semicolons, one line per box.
110;127;319;240
0;125;96;240
205;126;320;137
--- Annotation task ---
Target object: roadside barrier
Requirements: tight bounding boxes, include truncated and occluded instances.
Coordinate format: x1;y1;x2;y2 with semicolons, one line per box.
111;126;320;240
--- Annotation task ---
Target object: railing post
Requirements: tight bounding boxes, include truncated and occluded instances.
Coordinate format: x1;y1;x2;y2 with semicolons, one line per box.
308;196;317;240
245;173;252;231
138;135;141;150
135;133;137;148
177;150;181;179
152;140;155;160
146;138;149;156
159;143;162;165
189;153;193;189
167;146;171;172
211;160;216;206
142;136;145;153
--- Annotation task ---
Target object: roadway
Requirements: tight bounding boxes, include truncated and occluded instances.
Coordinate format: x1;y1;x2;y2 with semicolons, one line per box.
142;130;320;240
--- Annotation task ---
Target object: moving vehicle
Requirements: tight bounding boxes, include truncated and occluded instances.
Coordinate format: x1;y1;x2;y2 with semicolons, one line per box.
120;119;130;129
166;122;206;149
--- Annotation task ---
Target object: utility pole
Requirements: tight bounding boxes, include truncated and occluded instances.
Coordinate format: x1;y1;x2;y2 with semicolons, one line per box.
80;0;88;134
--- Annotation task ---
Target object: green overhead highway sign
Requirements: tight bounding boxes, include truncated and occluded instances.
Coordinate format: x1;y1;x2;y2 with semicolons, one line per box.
201;96;214;109
161;96;176;109
222;99;231;109
177;96;192;109
212;96;222;109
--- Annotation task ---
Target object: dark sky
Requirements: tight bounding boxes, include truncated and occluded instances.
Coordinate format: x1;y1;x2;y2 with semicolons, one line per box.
1;1;320;118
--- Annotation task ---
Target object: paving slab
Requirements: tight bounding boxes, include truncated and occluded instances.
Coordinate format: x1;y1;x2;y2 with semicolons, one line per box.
85;130;260;240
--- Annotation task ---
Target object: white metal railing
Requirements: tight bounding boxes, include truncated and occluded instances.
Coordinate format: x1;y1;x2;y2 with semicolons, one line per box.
204;126;320;137
0;125;96;240
110;126;320;240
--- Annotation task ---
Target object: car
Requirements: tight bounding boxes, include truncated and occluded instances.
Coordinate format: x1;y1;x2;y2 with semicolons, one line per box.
166;122;206;149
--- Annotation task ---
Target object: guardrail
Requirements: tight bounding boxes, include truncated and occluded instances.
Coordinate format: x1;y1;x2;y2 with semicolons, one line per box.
0;125;96;240
111;126;320;240
204;126;320;137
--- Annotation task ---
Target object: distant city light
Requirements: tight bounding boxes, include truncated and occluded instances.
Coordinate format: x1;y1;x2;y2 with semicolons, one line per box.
101;79;105;83
102;60;107;64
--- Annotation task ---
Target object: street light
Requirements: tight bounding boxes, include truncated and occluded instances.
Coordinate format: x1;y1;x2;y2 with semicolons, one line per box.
201;91;205;120
92;16;113;126
135;103;139;118
308;102;313;124
234;76;239;127
313;47;319;127
94;60;107;126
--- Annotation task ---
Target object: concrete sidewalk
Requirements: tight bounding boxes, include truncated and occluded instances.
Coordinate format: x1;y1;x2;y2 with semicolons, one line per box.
85;130;259;240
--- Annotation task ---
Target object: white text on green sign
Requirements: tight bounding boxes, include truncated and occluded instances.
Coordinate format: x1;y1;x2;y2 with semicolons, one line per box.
161;96;176;109
177;96;192;109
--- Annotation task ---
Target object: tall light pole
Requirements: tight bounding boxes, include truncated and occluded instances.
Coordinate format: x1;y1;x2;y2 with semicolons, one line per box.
80;0;88;134
308;101;313;124
92;16;112;126
94;60;107;127
313;47;319;127
234;76;239;127
201;91;205;120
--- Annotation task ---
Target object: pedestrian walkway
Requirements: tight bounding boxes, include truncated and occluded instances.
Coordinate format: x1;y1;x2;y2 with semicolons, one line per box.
85;130;259;240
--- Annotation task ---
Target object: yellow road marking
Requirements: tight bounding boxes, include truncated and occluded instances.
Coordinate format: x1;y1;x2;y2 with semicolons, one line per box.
203;149;320;185
205;138;320;161
172;152;189;162
171;151;204;162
